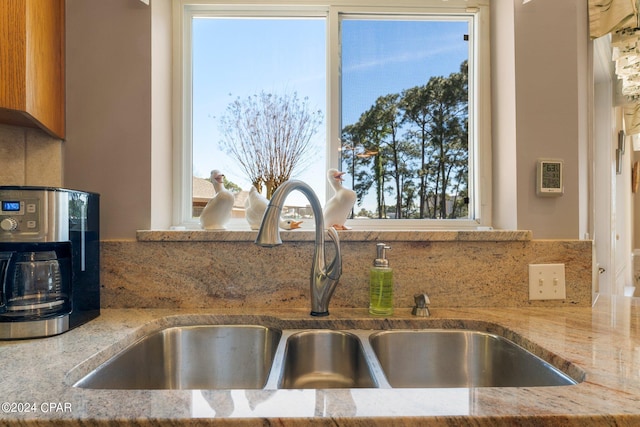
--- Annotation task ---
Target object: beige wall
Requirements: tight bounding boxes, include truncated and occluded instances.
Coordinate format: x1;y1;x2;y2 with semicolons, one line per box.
513;0;589;239
64;0;152;239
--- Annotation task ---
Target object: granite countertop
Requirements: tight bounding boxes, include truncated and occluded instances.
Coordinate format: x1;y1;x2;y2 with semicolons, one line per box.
1;296;640;426
136;228;533;242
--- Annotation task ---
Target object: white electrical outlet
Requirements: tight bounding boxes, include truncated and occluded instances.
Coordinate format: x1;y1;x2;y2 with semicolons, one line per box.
528;264;566;300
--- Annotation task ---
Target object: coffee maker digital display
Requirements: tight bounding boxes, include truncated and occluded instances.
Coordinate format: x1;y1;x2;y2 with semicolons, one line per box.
0;187;100;339
2;201;21;212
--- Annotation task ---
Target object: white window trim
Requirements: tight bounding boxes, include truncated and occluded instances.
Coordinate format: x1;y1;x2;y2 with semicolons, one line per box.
172;0;492;231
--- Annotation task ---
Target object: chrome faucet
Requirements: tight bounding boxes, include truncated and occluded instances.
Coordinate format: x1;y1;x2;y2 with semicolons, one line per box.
255;180;341;316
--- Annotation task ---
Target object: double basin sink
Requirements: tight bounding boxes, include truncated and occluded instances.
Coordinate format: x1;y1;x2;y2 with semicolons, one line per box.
73;324;581;390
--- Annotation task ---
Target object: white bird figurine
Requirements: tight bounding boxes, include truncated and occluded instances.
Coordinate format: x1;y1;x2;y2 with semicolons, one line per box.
323;168;356;230
279;218;303;230
200;170;234;230
245;186;269;230
245;186;302;230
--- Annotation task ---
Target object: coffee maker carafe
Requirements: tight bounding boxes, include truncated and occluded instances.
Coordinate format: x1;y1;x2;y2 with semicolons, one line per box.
4;246;71;317
0;187;100;339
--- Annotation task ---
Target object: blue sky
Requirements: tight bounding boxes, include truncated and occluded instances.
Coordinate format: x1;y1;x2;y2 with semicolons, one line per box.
192;16;468;208
341;19;468;125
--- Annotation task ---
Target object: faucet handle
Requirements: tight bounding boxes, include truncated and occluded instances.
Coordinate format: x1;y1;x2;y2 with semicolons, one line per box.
412;293;431;317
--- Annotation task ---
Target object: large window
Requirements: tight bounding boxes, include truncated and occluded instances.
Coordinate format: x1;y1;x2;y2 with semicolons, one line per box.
174;1;490;229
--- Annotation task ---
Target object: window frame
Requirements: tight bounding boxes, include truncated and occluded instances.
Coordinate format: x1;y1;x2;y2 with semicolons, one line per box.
172;0;492;230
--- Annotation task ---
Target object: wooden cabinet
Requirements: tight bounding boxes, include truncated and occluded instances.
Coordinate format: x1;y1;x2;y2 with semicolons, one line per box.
0;0;65;138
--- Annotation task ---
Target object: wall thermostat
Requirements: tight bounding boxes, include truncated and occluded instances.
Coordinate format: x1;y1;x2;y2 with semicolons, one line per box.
536;159;564;197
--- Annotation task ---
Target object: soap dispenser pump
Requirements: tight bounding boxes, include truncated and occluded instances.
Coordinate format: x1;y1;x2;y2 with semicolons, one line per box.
369;243;393;316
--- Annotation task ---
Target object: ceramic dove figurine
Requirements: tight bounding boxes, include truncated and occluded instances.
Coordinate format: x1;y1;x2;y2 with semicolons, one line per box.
323;168;356;230
279;218;303;230
200;170;234;230
245;186;269;230
245;185;303;230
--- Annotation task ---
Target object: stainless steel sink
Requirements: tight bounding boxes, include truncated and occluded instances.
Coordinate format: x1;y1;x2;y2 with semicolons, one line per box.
369;330;578;388
73;324;580;390
279;330;377;388
74;325;281;389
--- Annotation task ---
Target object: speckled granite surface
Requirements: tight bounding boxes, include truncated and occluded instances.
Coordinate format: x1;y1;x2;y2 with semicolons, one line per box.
102;232;592;309
136;229;533;242
0;297;639;426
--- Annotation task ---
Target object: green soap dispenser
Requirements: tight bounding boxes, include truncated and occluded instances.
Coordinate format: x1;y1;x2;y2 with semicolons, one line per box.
369;243;393;316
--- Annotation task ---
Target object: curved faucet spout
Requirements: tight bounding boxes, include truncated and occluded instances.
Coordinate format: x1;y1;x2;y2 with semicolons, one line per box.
255;180;342;316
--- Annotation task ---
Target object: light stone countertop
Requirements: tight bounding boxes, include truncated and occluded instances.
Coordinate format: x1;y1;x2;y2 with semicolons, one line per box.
136;228;533;242
1;296;639;426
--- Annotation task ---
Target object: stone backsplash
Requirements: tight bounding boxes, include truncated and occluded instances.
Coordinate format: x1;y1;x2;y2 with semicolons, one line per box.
0;124;63;187
100;231;593;310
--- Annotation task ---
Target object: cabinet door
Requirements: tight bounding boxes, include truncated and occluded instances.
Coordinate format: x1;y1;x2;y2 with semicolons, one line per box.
0;0;65;139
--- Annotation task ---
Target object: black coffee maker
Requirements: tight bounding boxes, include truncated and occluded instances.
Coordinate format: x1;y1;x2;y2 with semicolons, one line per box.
0;187;100;339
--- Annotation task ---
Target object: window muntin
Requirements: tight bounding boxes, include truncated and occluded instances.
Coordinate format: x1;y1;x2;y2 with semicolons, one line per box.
175;1;488;230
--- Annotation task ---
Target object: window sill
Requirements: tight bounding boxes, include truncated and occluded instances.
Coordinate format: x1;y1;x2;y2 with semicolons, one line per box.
136;229;532;242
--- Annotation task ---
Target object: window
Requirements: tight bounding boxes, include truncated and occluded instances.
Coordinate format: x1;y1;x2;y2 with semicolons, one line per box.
174;1;491;229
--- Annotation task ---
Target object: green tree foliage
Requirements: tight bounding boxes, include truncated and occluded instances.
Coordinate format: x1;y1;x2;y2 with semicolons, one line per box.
342;60;469;219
